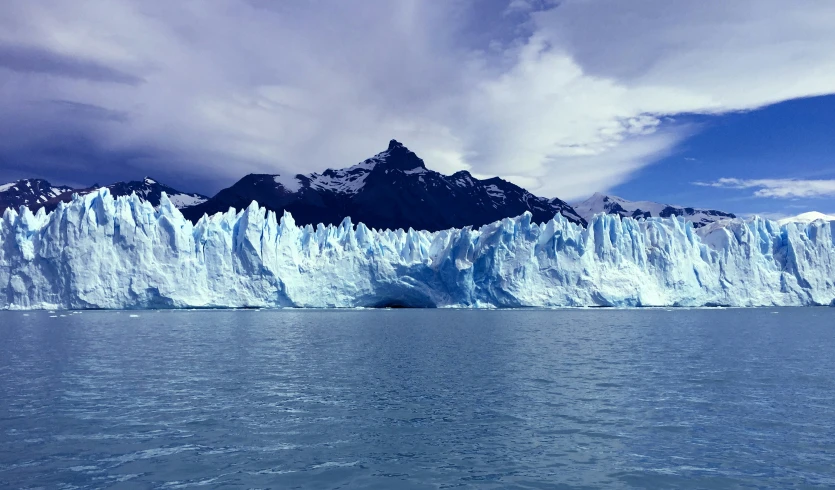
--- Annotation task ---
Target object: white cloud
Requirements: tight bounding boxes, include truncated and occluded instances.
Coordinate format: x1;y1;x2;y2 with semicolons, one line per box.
695;178;835;199
506;0;534;12
480;0;835;197
1;0;835;199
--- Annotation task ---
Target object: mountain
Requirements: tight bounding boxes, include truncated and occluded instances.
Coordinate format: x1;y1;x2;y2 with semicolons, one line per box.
573;192;735;228
111;178;207;208
0;177;207;213
181;140;585;230
0;179;73;211
778;211;835;225
4;190;834;309
51;177;208;211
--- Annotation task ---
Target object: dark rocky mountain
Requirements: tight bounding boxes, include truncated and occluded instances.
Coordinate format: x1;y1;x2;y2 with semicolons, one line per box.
0;179;73;212
181;140;586;230
55;177;208;211
0;177;207;214
573;192;736;228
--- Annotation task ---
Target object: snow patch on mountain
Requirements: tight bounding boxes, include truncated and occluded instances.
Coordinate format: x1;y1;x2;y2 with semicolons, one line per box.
2;189;834;310
273;174;302;193
485;185;506;202
168;194;207;208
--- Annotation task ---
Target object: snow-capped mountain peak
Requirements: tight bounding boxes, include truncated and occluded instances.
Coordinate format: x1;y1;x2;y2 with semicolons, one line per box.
182;140;586;230
375;139;427;172
778;211;835;225
297;139;428;196
573;193;735;228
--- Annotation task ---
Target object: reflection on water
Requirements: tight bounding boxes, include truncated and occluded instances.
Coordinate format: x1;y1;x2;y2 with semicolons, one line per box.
1;309;834;488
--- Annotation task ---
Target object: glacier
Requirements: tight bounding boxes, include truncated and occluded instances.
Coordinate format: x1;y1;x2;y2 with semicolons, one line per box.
1;189;834;310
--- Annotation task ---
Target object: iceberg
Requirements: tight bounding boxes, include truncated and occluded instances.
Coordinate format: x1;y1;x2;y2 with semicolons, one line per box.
2;189;834;309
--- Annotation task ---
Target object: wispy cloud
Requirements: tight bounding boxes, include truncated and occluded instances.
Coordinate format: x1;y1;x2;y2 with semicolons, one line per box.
694;178;835;198
0;43;143;85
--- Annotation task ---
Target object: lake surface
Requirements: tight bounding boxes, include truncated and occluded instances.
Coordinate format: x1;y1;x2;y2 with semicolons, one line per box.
1;309;834;489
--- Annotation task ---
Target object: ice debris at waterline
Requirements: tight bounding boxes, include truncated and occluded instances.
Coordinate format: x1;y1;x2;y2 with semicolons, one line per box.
1;189;834;310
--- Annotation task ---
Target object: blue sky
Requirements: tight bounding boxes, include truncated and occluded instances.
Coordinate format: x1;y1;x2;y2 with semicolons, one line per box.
614;95;835;217
0;0;834;218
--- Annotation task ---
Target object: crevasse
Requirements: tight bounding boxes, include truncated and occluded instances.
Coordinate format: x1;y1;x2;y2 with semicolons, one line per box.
1;189;834;309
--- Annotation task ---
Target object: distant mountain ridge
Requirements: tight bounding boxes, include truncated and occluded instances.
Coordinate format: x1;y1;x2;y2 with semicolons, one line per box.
0;177;207;213
61;178;208;210
181;140;586;231
0;179;73;210
573;192;736;228
3;142;752;233
778;212;835;225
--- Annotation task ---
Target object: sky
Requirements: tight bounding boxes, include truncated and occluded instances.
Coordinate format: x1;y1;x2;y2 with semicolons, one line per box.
0;0;834;218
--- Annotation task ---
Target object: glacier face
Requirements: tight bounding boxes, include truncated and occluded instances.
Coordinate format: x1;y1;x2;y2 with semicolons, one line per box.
2;189;834;310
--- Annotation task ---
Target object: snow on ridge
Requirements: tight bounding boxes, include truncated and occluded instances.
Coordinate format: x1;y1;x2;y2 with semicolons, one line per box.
0;183;14;192
2;189;834;310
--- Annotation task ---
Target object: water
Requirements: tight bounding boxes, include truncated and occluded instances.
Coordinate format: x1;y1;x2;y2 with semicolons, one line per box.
1;309;834;489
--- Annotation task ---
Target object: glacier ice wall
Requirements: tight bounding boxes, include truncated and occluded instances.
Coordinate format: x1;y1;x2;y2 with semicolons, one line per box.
1;189;834;309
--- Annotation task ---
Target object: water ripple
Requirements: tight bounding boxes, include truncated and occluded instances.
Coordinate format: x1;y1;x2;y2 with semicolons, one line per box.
1;308;834;488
